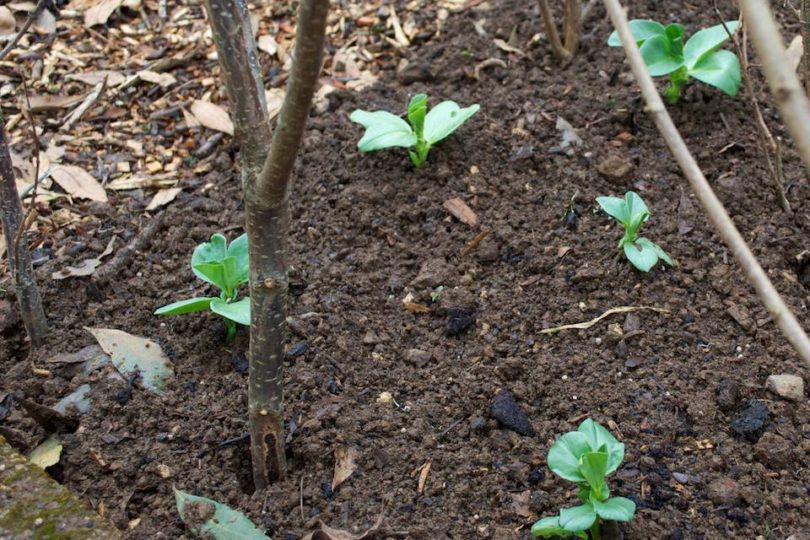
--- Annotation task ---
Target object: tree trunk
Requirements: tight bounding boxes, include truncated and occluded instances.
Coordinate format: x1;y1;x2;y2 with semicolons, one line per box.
0;116;47;347
563;0;582;56
203;0;329;490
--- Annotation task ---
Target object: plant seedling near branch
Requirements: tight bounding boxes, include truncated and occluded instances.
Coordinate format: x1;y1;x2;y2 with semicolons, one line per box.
531;419;636;539
608;20;741;103
350;94;480;168
155;233;250;340
596;191;674;272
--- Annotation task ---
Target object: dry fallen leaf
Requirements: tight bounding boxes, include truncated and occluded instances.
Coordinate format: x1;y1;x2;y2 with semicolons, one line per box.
84;0;141;27
257;35;277;56
137;70;177;88
190;100;234;135
27;93;87;113
417;461;431;494
52;237;115;280
332;445;359;489
0;7;15;37
510;490;533;519
443;197;479;228
50;165;108;202
28;435;63;469
68;70;126;86
302;516;406;540
493;38;523;55
265;88;284;121
146;187;182;211
86;327;174;394
35;8;56;34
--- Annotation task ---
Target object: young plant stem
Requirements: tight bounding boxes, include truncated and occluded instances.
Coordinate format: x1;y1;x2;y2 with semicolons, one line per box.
205;0;329;490
537;0;572;61
604;0;810;369
0;116;47;347
590;520;601;540
737;0;810;179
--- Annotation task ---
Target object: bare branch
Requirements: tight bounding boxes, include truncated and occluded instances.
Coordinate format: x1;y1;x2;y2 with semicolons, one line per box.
603;0;810;368
738;0;810;179
537;0;571;61
563;0;583;56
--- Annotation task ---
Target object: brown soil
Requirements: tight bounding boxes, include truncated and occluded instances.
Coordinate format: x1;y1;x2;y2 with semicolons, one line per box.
2;1;810;539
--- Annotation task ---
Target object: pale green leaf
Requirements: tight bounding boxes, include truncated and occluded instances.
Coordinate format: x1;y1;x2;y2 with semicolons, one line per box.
350;110;417;151
548;431;590;482
577;419;625;475
639;34;684;77
531;515;587;538
86;327;174;394
624;240;659;272
407;94;427;139
624;191;650;231
174;487;269;539
210;297;251;326
689;49;741;96
192;234;227;283
559;504;597;532
579;451;609;496
639;237;675;267
193;262;228;293
155;297;214;316
608;19;666;47
423;101;480;145
596;196;628;224
684;21;739;68
592;496;636;522
226;233;249;286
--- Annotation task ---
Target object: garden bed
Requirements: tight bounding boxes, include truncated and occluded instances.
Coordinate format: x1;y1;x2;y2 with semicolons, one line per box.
1;0;809;538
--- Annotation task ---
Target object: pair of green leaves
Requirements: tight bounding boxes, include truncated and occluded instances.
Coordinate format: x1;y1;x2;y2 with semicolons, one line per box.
531;419;636;538
596;191;674;272
155;233;250;340
608;20;740;102
350;94;480;168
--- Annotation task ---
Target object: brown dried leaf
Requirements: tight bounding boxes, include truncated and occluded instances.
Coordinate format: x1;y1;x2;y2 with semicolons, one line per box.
0;7;15;37
52;237;115;280
137;70;176;88
493;38;523;55
68;70;126;86
50;165;108;202
332;445;358;489
443;197;479;228
417;461;431;493
190;100;233;135
84;0;122;26
145;187;181;211
27;93;86;113
35;8;56;34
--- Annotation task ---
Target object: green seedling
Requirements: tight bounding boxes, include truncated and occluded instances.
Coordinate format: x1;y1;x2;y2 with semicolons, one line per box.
596;191;674;272
350;94;480;168
608;20;740;103
532;419;636;540
155;232;250;340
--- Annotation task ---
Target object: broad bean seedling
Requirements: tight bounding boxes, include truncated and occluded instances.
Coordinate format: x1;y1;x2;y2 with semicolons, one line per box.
608;20;740;103
350;94;479;168
597;191;674;272
155;232;250;340
532;419;636;539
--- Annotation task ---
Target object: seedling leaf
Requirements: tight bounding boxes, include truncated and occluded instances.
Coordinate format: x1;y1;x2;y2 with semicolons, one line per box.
155;297;214;316
548;431;590;482
210;297;251;326
408;94;427;140
579;451;609;499
226;233;249;286
624;241;659;272
578;418;625;475
592;496;636;522
174;487;269;539
192;233;227;282
423;101;480;144
608;19;666;46
531;515;587;538
684;21;739;68
595;196;628;224
350;110;417;151
639;34;683;77
689;50;741;96
559;503;598;532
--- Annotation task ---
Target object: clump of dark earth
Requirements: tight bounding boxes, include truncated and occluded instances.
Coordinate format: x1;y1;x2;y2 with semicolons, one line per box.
730;399;770;442
489;389;534;436
445;307;474;336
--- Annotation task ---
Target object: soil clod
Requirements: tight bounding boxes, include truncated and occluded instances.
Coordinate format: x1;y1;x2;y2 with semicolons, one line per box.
730;399;770;442
489;390;534;436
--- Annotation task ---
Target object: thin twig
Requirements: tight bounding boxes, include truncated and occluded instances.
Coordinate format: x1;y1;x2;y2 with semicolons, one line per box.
563;0;583;56
714;7;790;213
14;75;41;259
604;0;810;368
0;0;49;60
537;0;571;61
738;0;810;179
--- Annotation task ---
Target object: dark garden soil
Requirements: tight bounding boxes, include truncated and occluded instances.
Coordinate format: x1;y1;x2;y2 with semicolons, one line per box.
2;0;810;538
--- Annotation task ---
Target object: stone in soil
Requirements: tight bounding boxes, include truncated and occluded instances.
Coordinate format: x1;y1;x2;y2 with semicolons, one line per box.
410;257;455;289
445;307;474;337
404;348;432;368
707;477;741;505
764;373;804;402
754;432;795;469
730;399;770;442
715;378;740;412
489;390;534;436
